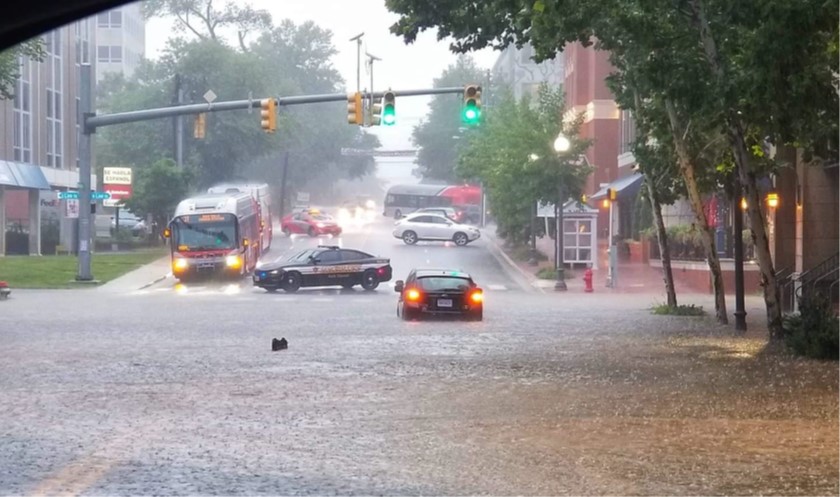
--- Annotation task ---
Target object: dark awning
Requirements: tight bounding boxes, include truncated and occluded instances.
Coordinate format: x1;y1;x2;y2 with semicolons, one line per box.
0;161;51;190
590;173;644;201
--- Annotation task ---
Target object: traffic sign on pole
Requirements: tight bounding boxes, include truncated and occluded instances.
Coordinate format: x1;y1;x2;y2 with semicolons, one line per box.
59;191;80;200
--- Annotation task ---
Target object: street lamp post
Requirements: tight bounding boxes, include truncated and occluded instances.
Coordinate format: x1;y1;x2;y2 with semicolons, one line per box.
553;134;571;291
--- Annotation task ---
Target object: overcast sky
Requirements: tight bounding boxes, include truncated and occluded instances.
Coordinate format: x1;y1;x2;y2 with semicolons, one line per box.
144;0;499;159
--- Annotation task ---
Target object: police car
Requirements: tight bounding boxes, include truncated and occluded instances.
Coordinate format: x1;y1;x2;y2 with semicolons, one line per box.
253;245;392;292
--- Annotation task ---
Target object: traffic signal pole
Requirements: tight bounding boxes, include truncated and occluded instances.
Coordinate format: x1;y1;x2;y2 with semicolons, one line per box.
76;63;94;281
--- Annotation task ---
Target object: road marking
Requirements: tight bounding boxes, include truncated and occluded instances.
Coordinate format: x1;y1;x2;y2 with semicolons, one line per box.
312;297;334;302
487;284;508;291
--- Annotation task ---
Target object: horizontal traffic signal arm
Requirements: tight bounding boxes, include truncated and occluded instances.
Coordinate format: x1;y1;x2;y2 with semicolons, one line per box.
84;87;473;131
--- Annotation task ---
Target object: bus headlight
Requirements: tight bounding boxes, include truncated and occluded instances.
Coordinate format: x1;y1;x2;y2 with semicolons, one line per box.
173;258;189;272
226;255;243;269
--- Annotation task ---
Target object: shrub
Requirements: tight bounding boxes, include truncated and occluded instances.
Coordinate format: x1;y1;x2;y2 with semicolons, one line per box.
651;303;706;316
536;267;558;280
782;295;839;360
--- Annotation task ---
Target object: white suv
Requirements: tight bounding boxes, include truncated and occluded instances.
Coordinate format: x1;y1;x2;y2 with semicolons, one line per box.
392;213;481;246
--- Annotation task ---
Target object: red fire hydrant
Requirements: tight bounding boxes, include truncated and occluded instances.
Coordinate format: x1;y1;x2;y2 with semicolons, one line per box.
583;268;594;293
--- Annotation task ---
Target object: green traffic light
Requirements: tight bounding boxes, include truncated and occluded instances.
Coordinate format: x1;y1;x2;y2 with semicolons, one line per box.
462;103;480;124
383;105;396;125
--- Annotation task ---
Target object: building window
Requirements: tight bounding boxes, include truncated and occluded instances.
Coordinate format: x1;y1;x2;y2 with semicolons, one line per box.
98;45;122;63
98;10;122;28
46;28;64;168
13;57;32;163
620;110;637;155
562;219;595;264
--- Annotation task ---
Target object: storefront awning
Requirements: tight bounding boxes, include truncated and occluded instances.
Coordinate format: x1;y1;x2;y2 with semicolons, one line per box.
0;161;51;190
590;173;644;201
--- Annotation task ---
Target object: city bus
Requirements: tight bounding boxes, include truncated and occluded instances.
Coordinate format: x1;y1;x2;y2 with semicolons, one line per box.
207;183;273;253
165;192;261;281
383;184;482;221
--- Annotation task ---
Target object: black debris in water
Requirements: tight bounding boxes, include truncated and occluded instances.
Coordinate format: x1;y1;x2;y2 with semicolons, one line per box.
272;338;288;351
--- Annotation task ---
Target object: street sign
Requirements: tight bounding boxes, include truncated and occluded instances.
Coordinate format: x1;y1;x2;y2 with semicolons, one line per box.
90;192;111;200
103;167;132;185
59;191;80;200
103;199;123;208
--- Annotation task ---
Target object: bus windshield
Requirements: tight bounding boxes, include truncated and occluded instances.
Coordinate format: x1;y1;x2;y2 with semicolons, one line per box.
172;214;237;251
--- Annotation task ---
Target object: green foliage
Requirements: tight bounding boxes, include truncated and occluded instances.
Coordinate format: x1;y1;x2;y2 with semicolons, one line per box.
456;85;591;245
411;56;488;182
0;38;44;100
536;267;558;280
651;303;706;316
782;295;839;360
122;159;192;232
95;18;379;194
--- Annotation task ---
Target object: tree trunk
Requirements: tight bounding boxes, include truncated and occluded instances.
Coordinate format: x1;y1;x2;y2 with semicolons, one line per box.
665;98;728;324
687;0;783;338
731;124;782;337
647;176;678;307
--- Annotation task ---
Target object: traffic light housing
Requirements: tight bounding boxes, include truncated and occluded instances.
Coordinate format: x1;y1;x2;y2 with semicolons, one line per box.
463;84;481;125
608;188;617;201
370;95;382;126
260;98;276;133
347;92;362;125
194;113;206;139
382;91;396;126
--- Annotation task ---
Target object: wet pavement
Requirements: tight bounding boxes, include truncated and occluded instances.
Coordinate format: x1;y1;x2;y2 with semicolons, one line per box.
0;219;837;495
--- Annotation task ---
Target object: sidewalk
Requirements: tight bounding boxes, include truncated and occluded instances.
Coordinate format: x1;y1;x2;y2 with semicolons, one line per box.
484;224;705;295
97;256;171;292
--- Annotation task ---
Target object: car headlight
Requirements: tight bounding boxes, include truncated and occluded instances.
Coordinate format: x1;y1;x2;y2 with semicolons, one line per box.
317;223;325;228
270;269;279;275
173;258;189;271
225;255;242;269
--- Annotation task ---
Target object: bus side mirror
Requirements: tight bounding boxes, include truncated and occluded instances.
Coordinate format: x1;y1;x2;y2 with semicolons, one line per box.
163;228;171;238
394;280;404;293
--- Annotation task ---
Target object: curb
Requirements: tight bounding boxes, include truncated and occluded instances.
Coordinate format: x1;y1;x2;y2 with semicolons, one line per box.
482;230;544;294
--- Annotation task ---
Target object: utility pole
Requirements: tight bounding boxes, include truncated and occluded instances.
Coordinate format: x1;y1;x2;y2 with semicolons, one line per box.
365;52;381;126
76;64;94;281
174;74;184;167
349;33;364;94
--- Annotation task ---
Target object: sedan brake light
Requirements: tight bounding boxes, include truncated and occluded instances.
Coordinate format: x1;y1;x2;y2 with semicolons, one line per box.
406;288;422;301
470;290;484;303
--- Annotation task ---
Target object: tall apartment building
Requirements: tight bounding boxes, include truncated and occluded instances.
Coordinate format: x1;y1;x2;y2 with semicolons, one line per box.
0;19;96;255
95;2;146;82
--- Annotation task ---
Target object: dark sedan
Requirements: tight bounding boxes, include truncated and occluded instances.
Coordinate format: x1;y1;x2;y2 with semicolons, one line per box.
253;246;392;292
394;269;484;321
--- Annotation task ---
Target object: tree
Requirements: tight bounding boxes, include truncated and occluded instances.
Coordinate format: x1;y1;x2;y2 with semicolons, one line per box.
142;0;272;51
122;159;192;237
457;85;591;245
386;0;838;335
0;39;43;100
411;56;488;182
96;19;377;196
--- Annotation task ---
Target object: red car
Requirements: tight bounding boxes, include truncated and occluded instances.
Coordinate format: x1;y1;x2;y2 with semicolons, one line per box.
281;209;342;237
